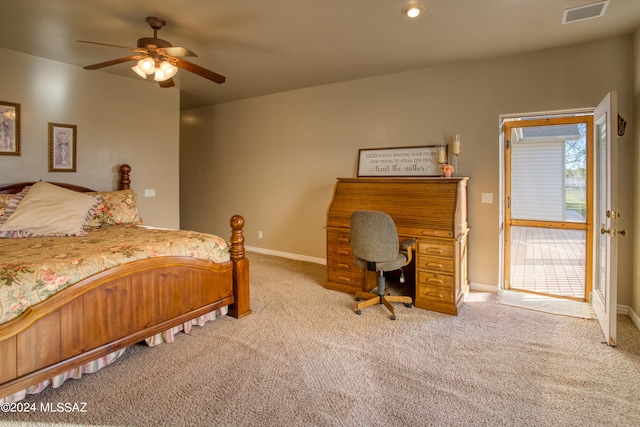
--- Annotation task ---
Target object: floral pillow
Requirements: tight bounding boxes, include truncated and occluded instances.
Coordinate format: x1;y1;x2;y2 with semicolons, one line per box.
86;189;141;228
0;194;13;218
0;186;31;226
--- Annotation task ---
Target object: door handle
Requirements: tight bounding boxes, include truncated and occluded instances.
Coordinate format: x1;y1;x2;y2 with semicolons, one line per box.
601;227;626;236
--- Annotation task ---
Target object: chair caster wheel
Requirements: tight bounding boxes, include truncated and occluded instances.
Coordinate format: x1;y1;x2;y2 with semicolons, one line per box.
404;303;412;308
390;315;397;320
356;309;362;315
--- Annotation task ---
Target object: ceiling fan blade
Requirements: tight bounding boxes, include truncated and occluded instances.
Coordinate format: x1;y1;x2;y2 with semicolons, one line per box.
157;46;197;57
175;58;225;84
83;55;142;70
158;78;175;88
77;40;136;51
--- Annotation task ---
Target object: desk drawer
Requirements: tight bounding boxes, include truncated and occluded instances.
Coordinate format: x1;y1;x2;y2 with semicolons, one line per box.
416;284;454;304
399;227;453;238
327;256;357;272
327;230;351;245
416;274;454;304
327;244;353;259
327;267;362;287
418;241;454;259
417;271;454;288
417;257;454;274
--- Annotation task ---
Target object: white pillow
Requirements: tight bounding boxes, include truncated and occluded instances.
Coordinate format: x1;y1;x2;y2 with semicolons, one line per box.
0;182;101;237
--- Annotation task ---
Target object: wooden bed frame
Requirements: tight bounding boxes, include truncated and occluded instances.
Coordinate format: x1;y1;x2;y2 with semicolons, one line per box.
0;164;251;399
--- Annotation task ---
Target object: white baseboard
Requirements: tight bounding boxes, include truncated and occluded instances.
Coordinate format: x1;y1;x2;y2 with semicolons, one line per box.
627;306;640;330
617;304;629;316
246;246;326;265
470;282;499;292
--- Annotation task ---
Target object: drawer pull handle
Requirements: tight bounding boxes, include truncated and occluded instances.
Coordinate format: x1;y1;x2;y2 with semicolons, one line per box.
426;248;443;254
337;250;350;256
337;237;349;243
337;263;350;269
338;276;351;282
427;262;443;269
427;278;444;284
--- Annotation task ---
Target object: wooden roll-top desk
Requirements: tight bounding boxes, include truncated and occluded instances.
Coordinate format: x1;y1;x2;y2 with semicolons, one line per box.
325;177;469;315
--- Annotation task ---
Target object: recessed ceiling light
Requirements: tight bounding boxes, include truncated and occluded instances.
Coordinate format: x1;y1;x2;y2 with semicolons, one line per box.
402;4;425;19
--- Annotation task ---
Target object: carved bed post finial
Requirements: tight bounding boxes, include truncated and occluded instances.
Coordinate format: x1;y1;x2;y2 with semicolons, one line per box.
229;215;245;260
119;164;131;190
228;214;251;319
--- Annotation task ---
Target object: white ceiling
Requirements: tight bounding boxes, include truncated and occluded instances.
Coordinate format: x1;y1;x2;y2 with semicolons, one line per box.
1;0;639;110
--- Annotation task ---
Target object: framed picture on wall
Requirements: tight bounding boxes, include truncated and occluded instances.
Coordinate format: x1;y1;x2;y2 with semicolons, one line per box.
48;123;77;172
0;101;21;156
357;145;443;177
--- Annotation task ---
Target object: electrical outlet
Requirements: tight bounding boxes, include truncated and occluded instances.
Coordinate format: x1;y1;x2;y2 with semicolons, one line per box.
482;193;493;203
258;231;263;238
144;189;156;198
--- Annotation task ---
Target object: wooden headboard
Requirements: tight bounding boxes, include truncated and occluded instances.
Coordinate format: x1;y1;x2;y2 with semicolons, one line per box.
0;164;131;194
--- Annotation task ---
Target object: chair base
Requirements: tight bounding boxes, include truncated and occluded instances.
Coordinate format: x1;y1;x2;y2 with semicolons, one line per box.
355;289;412;320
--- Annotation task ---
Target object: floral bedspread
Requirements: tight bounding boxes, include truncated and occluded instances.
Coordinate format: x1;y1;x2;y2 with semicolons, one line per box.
0;224;230;324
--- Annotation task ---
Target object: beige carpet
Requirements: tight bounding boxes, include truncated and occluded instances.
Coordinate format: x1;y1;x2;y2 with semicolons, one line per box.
499;290;595;319
2;253;640;427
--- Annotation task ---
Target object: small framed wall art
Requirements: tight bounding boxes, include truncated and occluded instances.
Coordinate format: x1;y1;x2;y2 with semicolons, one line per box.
48;123;77;172
357;145;443;177
0;101;21;156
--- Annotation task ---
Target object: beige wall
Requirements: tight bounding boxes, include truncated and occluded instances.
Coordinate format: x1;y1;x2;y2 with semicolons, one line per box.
1;34;635;314
0;47;181;228
181;34;638;309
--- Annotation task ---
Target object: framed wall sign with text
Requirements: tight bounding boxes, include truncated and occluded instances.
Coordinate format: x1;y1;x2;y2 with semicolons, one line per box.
357;146;443;177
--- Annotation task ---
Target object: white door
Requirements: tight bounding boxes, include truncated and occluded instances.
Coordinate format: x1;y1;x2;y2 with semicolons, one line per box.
592;91;620;346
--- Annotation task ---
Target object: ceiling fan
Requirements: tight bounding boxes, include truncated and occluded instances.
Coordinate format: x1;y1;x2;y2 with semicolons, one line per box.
78;16;225;88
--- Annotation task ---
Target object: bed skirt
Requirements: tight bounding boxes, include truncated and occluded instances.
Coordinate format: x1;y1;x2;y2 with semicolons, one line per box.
0;306;227;404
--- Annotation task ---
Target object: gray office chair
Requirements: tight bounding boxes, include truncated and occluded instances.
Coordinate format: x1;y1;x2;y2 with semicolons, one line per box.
350;210;415;320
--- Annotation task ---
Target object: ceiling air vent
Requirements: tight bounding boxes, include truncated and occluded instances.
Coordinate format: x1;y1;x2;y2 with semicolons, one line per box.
562;1;609;24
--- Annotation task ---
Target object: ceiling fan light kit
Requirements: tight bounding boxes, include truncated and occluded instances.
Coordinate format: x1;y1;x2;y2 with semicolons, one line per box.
155;60;177;81
137;57;156;75
79;16;226;88
131;57;155;78
160;60;177;77
131;63;147;78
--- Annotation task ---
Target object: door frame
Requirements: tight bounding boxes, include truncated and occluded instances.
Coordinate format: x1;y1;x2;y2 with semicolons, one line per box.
502;114;594;300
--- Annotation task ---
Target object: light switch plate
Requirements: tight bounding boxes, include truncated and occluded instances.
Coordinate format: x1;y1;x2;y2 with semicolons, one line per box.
482;193;493;203
144;189;156;198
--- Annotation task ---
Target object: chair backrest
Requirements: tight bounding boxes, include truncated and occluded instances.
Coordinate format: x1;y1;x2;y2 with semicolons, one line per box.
350;210;399;263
